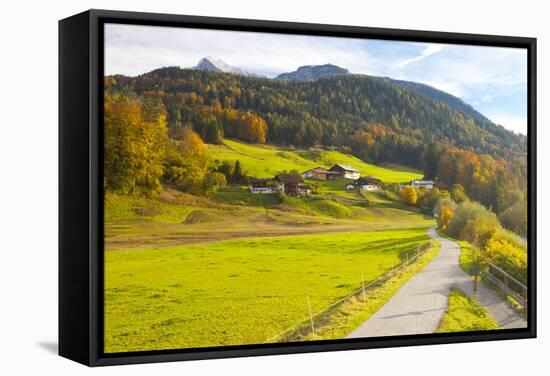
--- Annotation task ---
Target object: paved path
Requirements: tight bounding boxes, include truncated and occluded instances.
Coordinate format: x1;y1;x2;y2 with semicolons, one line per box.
346;227;526;338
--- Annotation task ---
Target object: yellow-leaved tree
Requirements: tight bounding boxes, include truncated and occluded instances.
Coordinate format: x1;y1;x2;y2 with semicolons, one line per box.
163;127;209;193
400;186;418;206
104;94;168;195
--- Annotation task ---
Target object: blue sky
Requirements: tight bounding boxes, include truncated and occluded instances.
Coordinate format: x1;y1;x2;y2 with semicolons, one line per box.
105;24;528;135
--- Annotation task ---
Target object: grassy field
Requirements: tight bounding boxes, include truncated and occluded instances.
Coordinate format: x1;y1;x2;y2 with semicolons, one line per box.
436;289;500;332
207;139;423;183
104;227;432;352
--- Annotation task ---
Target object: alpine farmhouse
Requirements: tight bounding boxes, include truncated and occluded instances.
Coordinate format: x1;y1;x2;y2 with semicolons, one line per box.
302;164;360;180
348;176;382;191
409;179;436;190
248;174;310;196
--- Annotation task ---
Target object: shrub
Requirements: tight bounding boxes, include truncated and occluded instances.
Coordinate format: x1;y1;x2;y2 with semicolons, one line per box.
381;189;398;201
446;201;496;245
499;201;527;237
451;183;469;203
419;187;450;212
459;213;500;249
444;200;527;283
400;186;417;205
204;172;227;192
434;198;457;231
484;237;527;284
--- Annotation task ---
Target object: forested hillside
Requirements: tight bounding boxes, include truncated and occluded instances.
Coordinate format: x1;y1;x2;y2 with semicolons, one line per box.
105;67;527;211
387;78;491;124
107;67;525;160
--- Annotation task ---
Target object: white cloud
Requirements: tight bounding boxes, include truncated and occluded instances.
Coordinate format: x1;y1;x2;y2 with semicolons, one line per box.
104;24;376;77
482;94;495;103
394;44;445;68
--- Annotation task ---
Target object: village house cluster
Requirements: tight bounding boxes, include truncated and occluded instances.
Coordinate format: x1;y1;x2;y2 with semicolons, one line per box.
248;163;436;197
248;174;311;196
249;164;382;196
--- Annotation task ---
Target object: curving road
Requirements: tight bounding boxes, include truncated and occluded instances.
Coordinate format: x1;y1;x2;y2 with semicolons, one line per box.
346;227;526;339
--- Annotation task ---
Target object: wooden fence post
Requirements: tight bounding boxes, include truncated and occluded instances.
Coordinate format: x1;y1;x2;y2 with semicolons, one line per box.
362;273;366;303
306;296;316;340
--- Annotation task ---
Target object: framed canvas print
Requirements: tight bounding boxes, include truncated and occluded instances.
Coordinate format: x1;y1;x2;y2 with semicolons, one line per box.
59;9;536;366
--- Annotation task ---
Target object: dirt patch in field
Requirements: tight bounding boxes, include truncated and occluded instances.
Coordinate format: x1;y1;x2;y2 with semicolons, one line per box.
183;210;224;224
104;220;397;250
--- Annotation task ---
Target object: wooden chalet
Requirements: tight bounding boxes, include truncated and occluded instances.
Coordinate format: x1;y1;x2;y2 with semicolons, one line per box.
275;174;311;196
355;176;382;191
328;164;360;179
248;178;284;194
302;167;341;180
410;179;435;190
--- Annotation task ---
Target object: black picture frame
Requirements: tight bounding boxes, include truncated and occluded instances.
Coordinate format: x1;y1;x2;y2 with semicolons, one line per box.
59;9;537;367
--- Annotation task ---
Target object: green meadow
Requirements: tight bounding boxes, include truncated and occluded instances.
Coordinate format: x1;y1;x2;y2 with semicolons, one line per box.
105;228;431;352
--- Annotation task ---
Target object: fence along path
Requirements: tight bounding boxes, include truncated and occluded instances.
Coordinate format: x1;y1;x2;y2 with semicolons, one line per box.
264;241;434;343
347;228;526;339
484;262;528;310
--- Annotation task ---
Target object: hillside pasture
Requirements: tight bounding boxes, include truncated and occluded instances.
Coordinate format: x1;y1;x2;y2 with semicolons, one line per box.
104;228;432;352
207;139;423;183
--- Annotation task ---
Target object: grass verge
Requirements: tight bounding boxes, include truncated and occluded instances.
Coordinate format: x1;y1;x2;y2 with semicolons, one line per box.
436;289;500;332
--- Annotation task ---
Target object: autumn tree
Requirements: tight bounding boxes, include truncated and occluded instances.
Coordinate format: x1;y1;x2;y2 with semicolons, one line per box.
451;183;468;203
499;201;528;237
446;201;499;248
204;172;227;192
435;198;457;230
163;128;209;193
501;189;524;211
104;94;168;195
238;112;267;143
400;186;417;205
417;187;450;212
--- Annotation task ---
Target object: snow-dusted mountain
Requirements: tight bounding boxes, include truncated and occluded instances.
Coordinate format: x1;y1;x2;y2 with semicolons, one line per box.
195;56;250;76
275;64;350;81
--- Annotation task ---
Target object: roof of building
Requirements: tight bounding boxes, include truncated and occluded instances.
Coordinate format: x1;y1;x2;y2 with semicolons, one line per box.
275;173;304;184
411;179;435;184
303;167;328;174
356;176;381;185
249;178;278;187
330;164;360;173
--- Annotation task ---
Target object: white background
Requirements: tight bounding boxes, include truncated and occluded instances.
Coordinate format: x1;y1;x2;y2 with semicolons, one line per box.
0;0;546;374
